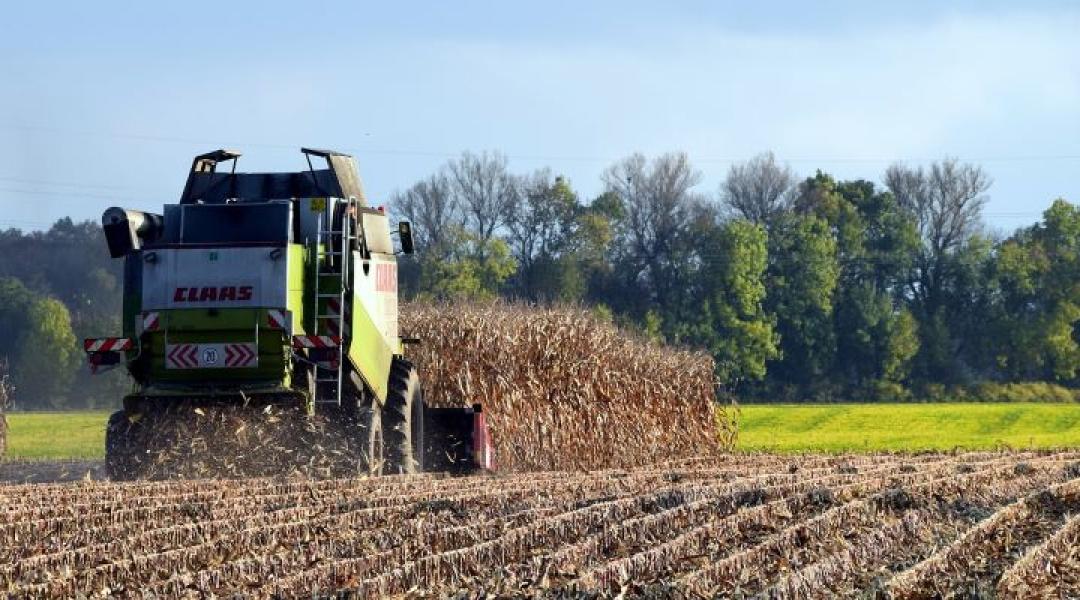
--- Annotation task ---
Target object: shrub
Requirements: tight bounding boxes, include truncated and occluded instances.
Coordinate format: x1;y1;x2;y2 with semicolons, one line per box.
871;380;913;403
967;382;1079;403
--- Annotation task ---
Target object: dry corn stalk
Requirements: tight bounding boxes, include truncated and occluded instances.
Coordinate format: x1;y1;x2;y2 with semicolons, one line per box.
401;301;732;471
998;509;1080;598
887;476;1080;599
1;452;1079;597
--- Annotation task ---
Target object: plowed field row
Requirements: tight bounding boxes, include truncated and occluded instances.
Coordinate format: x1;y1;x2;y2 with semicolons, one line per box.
1;452;1078;598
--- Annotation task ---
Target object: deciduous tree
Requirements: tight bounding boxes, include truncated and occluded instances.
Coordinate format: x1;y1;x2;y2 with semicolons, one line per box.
720;151;797;228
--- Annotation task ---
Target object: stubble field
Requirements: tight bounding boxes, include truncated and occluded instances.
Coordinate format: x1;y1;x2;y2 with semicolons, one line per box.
2;451;1079;598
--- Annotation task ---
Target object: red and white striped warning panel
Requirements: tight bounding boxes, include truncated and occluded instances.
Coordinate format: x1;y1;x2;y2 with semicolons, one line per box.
266;309;289;330
292;335;341;349
141;311;160;332
84;338;133;353
166;343;258;369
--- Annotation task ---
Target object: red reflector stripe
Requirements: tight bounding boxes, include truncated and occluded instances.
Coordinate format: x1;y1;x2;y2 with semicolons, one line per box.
267;309;288;329
141;312;160;332
84;338;133;352
292;335;341;349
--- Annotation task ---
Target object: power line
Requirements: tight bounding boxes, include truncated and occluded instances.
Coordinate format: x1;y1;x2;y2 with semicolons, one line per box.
0;175;128;191
5;123;1080;165
0;186;165;204
0;219;57;228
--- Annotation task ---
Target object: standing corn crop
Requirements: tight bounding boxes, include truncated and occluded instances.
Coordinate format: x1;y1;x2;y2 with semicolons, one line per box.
401;302;734;471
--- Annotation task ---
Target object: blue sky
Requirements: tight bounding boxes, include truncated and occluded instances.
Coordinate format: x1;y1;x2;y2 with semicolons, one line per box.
0;1;1077;234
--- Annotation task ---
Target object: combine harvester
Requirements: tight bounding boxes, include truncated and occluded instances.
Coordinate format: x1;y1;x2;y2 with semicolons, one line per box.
85;149;493;479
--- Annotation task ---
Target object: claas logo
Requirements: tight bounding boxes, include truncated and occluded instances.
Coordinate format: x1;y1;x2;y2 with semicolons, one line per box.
173;286;254;302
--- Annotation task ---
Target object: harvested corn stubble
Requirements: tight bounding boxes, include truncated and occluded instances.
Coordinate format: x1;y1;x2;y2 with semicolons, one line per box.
1;451;1078;598
0;364;8;459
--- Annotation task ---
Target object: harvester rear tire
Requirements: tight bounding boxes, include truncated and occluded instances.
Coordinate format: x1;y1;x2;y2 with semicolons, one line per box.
383;358;424;474
105;410;141;481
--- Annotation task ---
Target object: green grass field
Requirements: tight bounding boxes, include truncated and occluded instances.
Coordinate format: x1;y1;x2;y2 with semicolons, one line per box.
5;411;110;460
737;403;1080;452
3;403;1080;459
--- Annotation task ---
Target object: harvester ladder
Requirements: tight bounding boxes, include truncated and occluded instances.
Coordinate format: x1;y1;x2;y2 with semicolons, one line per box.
310;201;353;407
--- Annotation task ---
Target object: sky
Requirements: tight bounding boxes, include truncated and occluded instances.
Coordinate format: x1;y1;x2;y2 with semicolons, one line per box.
0;1;1077;234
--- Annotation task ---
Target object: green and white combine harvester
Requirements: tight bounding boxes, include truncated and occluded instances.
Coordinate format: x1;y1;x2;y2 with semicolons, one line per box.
86;148;493;479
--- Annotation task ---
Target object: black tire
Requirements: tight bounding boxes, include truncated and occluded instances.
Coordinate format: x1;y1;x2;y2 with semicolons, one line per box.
105;410;140;481
383;358;425;474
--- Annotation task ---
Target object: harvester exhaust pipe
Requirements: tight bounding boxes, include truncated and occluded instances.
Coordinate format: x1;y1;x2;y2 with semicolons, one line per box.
101;207;163;258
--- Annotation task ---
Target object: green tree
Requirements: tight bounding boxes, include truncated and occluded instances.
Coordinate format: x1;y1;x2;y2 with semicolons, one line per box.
683;220;778;386
913;233;994;384
882;309;920;382
0;221;125;407
795;172;920;391
991;199;1080;382
764;213;839;390
0;278;36;357
0;219;122;334
0;278;80;409
419;227;517;301
1036;200;1080;382
506;172;583;301
885;159;992;384
11;298;80;409
572;192;623;306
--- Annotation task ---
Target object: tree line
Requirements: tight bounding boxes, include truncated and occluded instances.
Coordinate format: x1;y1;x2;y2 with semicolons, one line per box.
393;151;1080;402
0;151;1074;409
0;219;126;409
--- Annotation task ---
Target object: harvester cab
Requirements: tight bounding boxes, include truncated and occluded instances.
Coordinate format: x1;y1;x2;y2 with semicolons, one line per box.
87;148;494;479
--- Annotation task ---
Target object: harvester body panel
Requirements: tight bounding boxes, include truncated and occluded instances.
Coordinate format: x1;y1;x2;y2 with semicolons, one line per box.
113;198;400;401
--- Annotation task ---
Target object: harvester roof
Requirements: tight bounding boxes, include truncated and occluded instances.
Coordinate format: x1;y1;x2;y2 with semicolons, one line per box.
179;148;366;206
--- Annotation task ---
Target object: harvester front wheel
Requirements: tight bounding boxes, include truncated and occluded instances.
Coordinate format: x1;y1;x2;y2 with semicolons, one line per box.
383;358;425;474
105;410;141;481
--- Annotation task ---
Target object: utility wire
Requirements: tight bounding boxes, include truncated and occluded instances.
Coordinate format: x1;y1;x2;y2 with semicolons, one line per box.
0;175;129;191
5;124;1080;165
0;219;56;228
0;186;165;204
